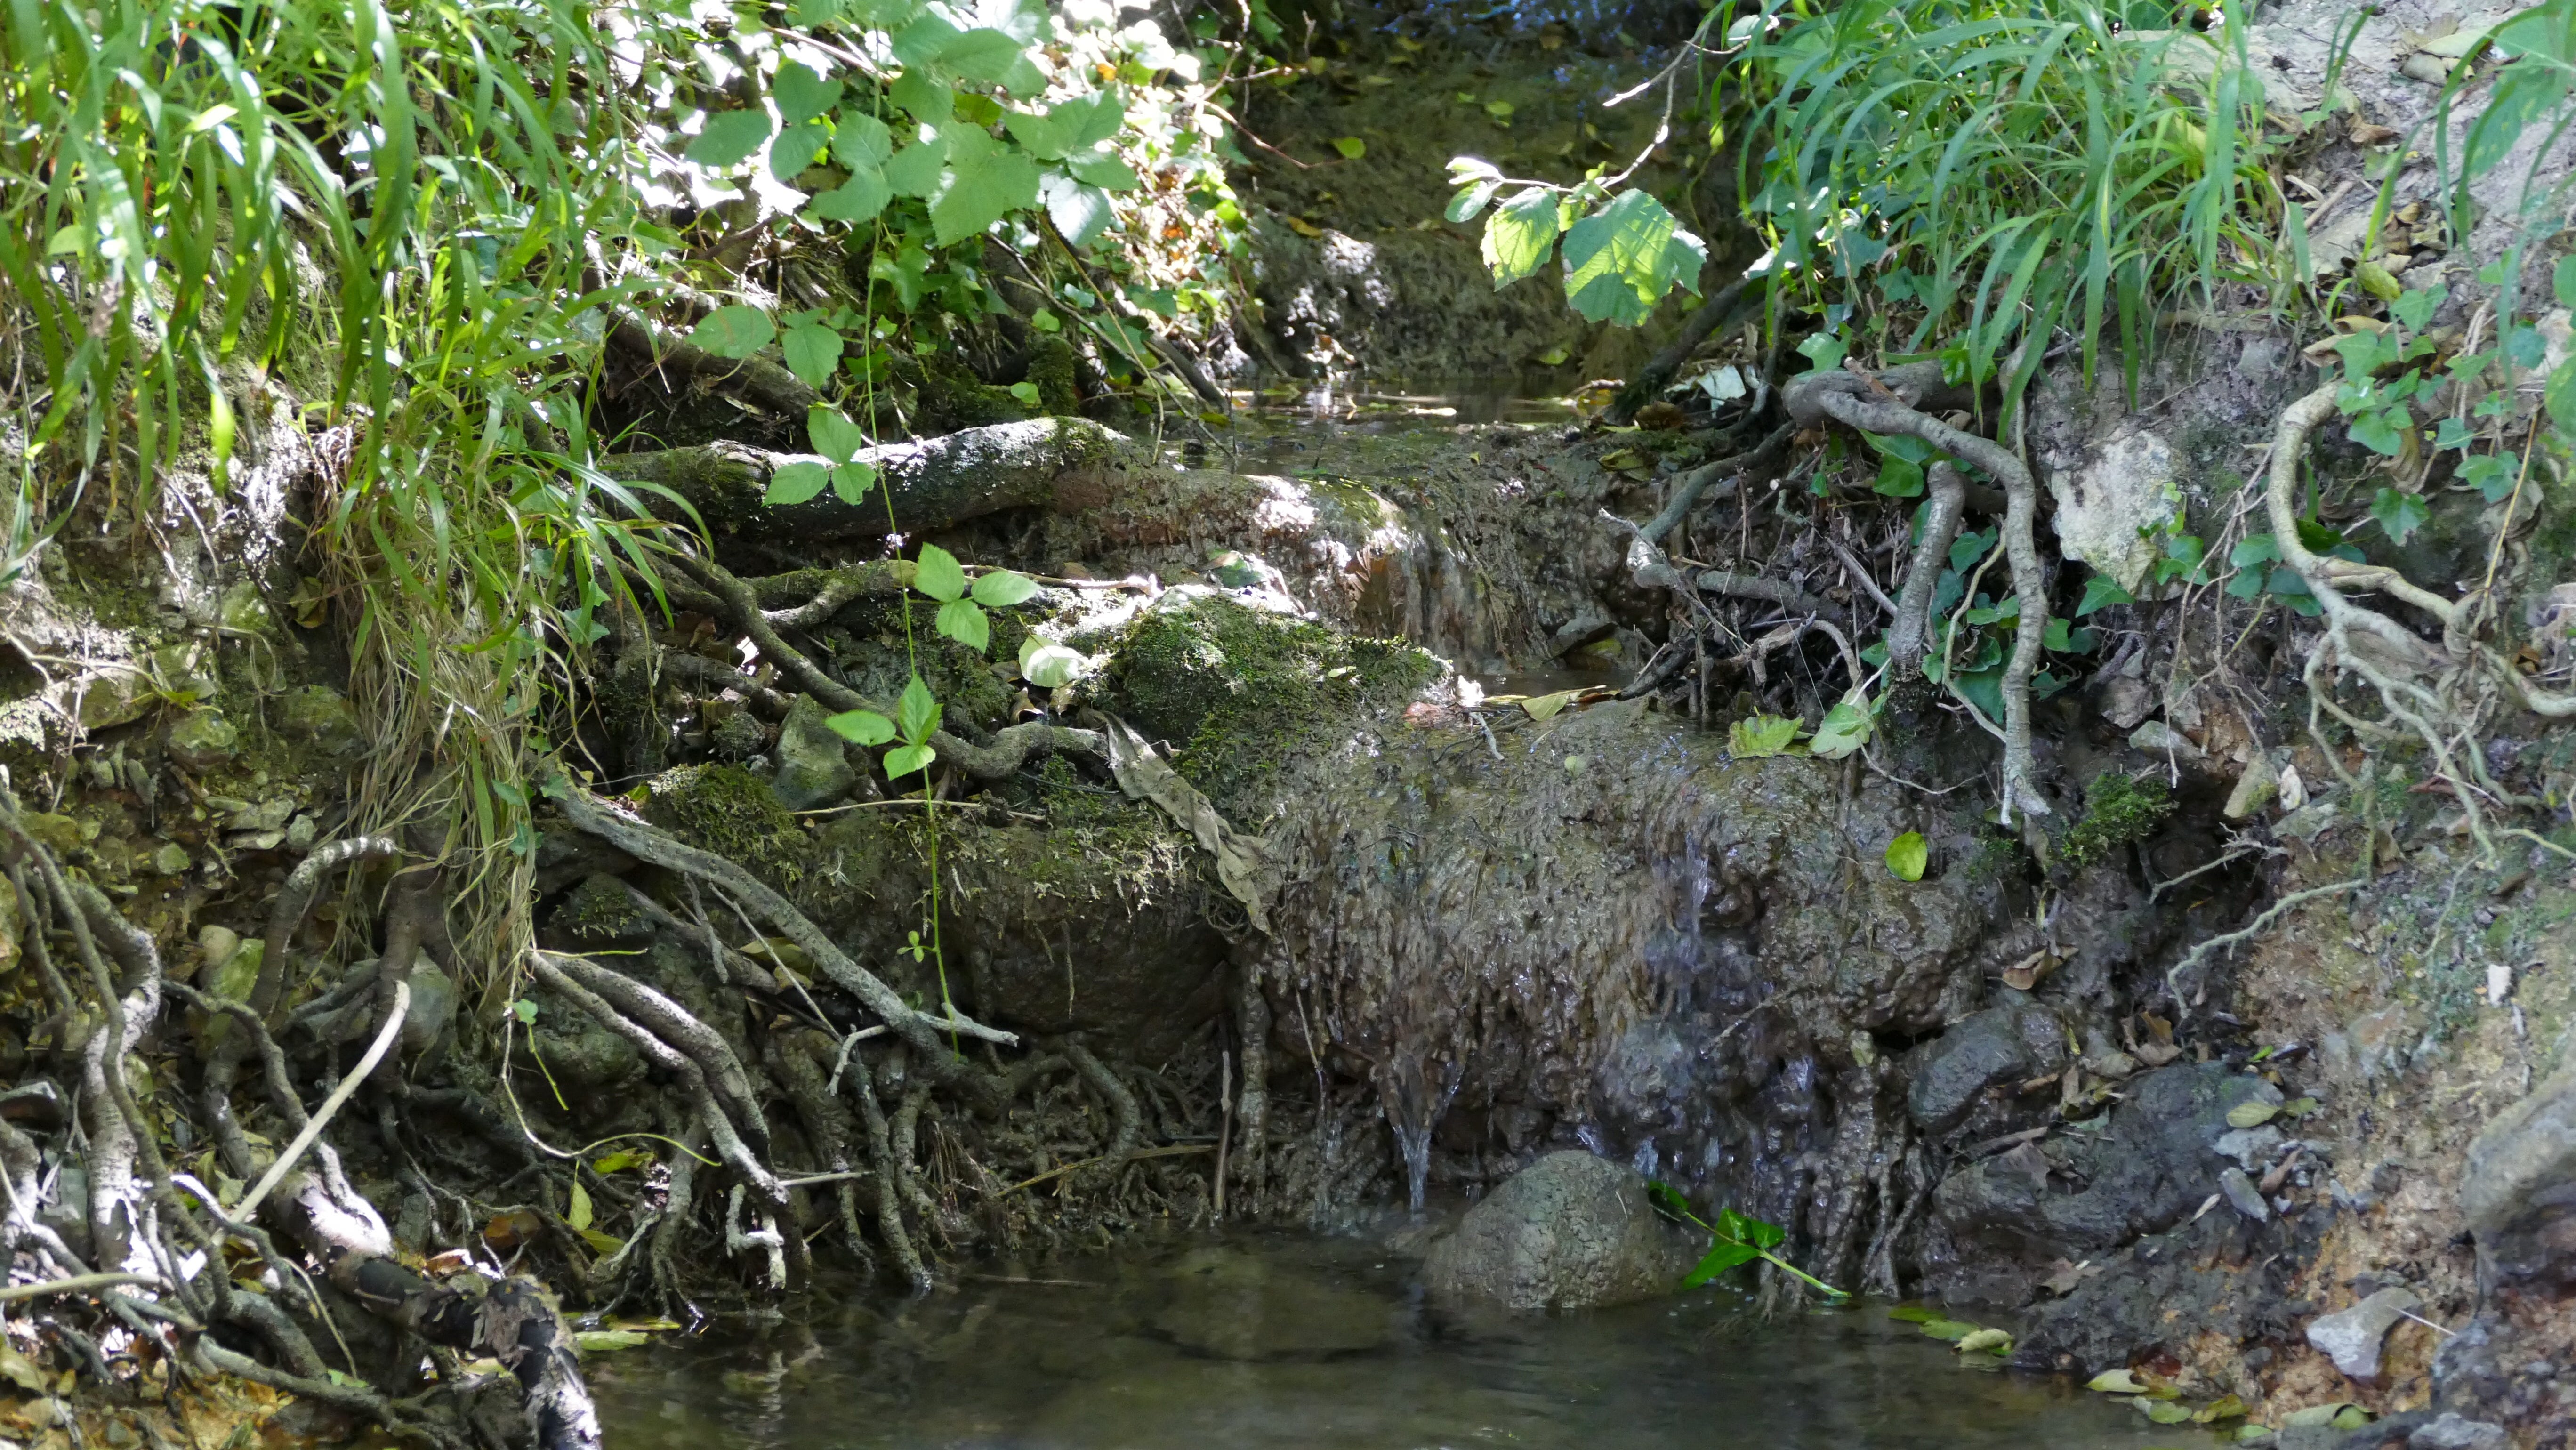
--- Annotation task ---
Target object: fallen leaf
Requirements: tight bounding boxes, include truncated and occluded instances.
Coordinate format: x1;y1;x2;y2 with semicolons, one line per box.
1885;830;1929;882
2196;1394;2249;1423
1955;1327;2013;1354
2087;1369;2148;1394
1522;690;1578;721
2226;1100;2281;1128
2348;121;2400;145
1285;216;1324;238
1917;1318;1980;1341
2135;1397;2194;1424
574;1329;650;1354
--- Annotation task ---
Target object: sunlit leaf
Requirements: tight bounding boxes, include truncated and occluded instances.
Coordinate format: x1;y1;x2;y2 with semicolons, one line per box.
913;543;967;602
832;462;878;505
1019;640;1088;688
883;743;936;778
896;675;941;743
1885;830;1928;882
934;597;990;652
685;109;774;168
782;323;842;389
1728;713;1802;758
1481;187;1561;288
688;305;774;359
971;570;1039;606
809;408;869;463
827;709;897;746
764;461;831;506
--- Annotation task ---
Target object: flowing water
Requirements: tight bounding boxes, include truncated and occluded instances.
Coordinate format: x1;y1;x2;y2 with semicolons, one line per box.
592;1231;2171;1450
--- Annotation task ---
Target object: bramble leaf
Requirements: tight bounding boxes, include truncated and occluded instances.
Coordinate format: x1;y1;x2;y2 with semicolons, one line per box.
688;305;774;359
826;710;896;746
971;570;1039;606
685;109;774;168
934;597;990;652
764;460;831;506
913;543;967;602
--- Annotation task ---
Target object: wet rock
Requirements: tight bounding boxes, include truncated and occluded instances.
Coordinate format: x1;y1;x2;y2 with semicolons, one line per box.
2461;1063;2576;1287
1151;1248;1393;1360
164;708;239;771
2406;1413;2508;1450
1422;1151;1698;1311
1937;1063;2283;1254
2306;1286;2418;1380
275;684;365;757
769;696;856;812
1908;996;2067;1133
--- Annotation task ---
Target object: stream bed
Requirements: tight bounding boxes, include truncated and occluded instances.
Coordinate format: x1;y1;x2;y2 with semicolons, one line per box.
590;1231;2170;1449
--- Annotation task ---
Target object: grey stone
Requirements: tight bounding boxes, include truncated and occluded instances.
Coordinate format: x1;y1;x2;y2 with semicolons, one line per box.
1908;997;2065;1133
2045;428;2181;593
2219;1166;2270;1222
2407;1413;2508;1450
164;709;239;771
769;696;857;812
275;685;365;757
1423;1151;1699;1311
402;965;458;1059
2462;1064;2576;1287
2215;1124;2286;1171
2305;1286;2420;1380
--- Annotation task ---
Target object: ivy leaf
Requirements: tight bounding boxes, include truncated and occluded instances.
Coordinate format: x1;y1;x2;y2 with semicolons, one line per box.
832;461;878;505
971;570;1039;607
928;129;1040;246
2347;405;2411;456
764;460;831;506
1481;187;1561;288
833;113;894;170
808;408;869;464
2369;486;2431;545
1810;692;1873;759
935;597;990;652
2075;573;2133;616
1884;831;1928;882
2459;454;2514;500
782;323;843;389
1562;189;1703;326
2391;284;2447;331
809;167;892;224
826;709;896;746
1728;713;1802;758
685;109;774;168
913;543;967;601
883;743;937;778
896;674;941;745
688;305;774;359
1040;173;1115;248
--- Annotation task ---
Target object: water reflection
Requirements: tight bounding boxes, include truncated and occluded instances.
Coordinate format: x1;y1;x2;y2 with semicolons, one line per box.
592;1231;2168;1450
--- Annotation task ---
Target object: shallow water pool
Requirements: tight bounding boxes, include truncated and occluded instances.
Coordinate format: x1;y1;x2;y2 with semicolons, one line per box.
590;1231;2170;1450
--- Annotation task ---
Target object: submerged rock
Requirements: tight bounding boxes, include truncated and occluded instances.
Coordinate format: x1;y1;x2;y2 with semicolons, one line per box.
1422;1151;1697;1311
1151;1248;1393;1360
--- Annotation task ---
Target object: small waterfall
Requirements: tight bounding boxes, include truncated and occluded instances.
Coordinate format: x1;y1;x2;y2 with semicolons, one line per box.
1378;1047;1462;1215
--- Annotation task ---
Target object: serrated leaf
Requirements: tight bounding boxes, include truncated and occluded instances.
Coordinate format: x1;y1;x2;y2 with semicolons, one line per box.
913;543;967;601
685;109;775;168
773;62;842;129
1481;187;1561;287
1448;179;1501;224
1004;108;1067;160
1728;713;1802;758
935;598;990;652
1067;151;1140;190
885;137;948;197
2369;486;2430;545
1885;831;1928;882
936;27;1027;83
1562;189;1702;326
810;166;892;224
782;323;842;389
928;129;1041;246
883;743;936;778
832;461;878;505
827;709;896;746
896;675;941;743
769;117;832;184
891;68;953;123
764;461;831;506
833;112;894;170
1041;173;1116;248
809;408;869;464
688;305;775;359
972;570;1038;606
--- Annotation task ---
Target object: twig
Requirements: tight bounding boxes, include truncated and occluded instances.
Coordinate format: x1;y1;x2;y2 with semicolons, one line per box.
2165;878;2367;1017
999;1144;1213;1195
232;981;410;1219
0;1272;166;1304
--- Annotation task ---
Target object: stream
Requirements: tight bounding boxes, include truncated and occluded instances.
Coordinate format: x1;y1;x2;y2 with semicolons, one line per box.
589;1231;2168;1449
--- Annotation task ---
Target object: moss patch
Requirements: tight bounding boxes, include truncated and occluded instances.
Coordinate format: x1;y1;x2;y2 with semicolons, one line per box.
1091;594;1439;812
642;763;805;888
2060;772;2175;871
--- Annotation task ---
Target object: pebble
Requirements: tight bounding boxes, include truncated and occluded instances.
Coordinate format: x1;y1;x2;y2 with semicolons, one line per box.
2304;1285;2419;1380
2219;1166;2270;1222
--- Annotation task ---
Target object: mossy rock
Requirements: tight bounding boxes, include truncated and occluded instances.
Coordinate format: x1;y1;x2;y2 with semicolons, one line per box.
546;874;652;951
1091;593;1439;813
641;763;805;888
2059;772;2174;871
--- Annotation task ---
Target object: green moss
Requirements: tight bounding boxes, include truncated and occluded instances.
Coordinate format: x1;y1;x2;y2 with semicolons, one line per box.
1026;337;1079;416
642;763;805;887
2059;773;2174;871
1093;595;1438;812
906;351;1028;432
553;874;648;945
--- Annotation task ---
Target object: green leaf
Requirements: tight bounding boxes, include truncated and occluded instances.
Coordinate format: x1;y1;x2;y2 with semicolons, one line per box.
1067;152;1140;190
1873;455;1925;497
1481;187;1562;288
764;461;831;506
971;570;1039;606
2226;1100;2281;1128
773;62;842;129
1330;136;1366;159
2549;359;2576;436
2558;256;2576;310
885;137;949;197
913;543;967;601
2139;1401;2194;1425
768;118;831;184
2391;284;2447;331
1798;332;1848;371
1885;831;1928;882
686;109;775;168
883;743;937;778
2459;454;2514;501
1810;692;1872;759
1008;381;1041;406
809;408;869;464
2369;486;2431;545
1019;639;1087;688
896;675;941;744
1040;174;1116;248
935;598;990;652
935;27;1027;83
1682;1241;1761;1287
513;998;540;1024
1052;91;1126;148
832;462;878;505
810;167;893;224
1562;189;1703;326
782;323;842;389
929;129;1041;246
2349;406;2411;455
891;69;954;123
688;306;775;359
1447;180;1501;223
2076;574;2133;616
833;112;894;170
568;1178;594;1231
2088;1370;2148;1394
827;709;896;746
1004;108;1068;160
1728;713;1803;758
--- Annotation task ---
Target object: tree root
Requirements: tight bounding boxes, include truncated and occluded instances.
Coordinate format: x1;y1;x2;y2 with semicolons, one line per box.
1886;461;1968;704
